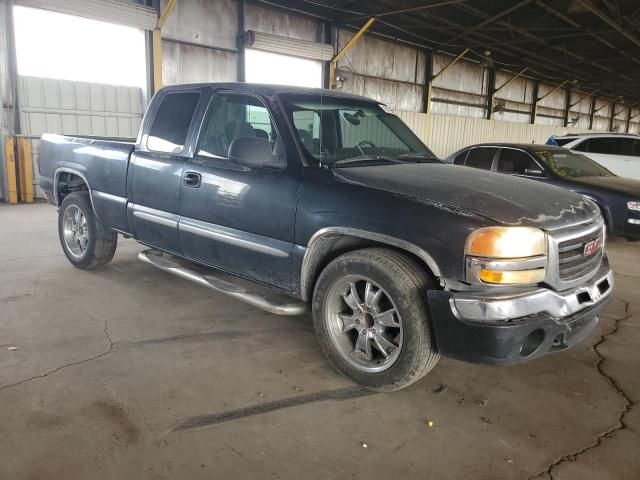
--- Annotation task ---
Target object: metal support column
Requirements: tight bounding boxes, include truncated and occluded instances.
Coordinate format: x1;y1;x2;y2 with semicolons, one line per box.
563;87;571;127
530;81;539;124
485;67;495;120
322;21;333;89
237;0;245;82
589;96;598;130
608;102;616;132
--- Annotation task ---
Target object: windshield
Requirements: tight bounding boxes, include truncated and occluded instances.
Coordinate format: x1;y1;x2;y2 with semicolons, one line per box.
280;93;437;166
534;149;614;177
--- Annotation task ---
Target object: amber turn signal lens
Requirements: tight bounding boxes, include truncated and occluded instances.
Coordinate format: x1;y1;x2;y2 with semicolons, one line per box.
465;227;546;259
479;268;545;285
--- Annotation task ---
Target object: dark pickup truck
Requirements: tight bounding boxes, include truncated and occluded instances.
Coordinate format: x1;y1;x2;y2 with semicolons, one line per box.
38;83;613;391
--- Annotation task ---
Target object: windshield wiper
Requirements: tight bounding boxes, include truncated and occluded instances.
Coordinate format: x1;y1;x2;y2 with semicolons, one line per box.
396;152;440;162
332;155;403;167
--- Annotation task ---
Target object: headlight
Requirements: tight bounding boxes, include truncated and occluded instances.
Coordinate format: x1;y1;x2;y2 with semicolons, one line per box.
465;227;547;285
627;201;640;212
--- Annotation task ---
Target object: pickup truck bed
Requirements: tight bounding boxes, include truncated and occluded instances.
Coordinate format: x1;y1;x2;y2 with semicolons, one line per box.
39;135;134;232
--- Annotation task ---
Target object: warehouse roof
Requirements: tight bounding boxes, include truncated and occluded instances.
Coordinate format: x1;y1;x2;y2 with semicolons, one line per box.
267;0;640;104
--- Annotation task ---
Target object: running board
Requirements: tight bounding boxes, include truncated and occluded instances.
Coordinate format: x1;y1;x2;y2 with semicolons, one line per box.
138;249;308;316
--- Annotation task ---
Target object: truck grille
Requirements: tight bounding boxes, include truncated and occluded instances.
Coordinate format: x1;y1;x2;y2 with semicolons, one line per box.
547;218;605;290
557;231;603;281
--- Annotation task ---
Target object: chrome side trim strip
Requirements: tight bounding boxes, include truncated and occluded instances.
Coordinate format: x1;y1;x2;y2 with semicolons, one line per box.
451;262;613;322
92;190;127;204
138;250;307;315
179;217;290;258
300;227;445;300
131;204;179;228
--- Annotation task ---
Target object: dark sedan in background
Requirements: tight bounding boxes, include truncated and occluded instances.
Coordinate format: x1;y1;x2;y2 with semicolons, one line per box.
446;143;640;239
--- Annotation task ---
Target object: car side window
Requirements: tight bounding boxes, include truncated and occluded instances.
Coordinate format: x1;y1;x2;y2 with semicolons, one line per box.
465;148;496;170
147;92;200;154
453;150;468;165
196;93;285;168
577;138;618;154
497;149;539;175
617;138;640;156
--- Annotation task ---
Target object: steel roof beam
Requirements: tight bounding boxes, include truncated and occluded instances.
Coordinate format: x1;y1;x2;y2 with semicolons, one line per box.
447;0;533;43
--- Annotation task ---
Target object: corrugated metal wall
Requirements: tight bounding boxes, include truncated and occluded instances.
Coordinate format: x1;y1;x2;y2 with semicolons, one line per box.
18;75;143;196
398;111;592;158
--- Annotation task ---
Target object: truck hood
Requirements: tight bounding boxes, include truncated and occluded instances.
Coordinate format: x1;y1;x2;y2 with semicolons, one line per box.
558;175;640;198
332;163;598;230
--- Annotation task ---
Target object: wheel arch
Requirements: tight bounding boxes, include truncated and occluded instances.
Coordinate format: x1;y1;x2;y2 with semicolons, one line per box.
54;168;95;209
300;227;444;302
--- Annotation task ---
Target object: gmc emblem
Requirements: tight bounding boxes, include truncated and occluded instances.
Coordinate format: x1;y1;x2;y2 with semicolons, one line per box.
583;238;602;257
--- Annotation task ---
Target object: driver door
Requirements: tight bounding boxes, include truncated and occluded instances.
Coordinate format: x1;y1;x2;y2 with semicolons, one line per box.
178;91;300;290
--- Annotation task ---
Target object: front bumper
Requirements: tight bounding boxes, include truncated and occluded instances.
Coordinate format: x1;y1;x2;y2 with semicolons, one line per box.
428;260;613;365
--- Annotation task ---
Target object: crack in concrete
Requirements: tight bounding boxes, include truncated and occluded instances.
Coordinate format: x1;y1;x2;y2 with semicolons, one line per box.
529;296;635;480
0;318;115;393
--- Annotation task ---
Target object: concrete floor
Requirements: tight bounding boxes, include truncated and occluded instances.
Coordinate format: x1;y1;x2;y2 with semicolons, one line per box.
0;202;638;480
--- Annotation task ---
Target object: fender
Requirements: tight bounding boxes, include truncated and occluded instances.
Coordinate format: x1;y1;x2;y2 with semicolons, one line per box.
53;167;101;219
300;227;445;301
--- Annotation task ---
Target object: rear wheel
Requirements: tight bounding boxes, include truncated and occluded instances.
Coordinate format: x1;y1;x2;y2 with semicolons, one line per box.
58;192;117;269
312;248;440;391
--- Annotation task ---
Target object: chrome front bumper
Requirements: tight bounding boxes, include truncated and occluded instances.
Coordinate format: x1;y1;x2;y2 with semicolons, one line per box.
451;258;613;322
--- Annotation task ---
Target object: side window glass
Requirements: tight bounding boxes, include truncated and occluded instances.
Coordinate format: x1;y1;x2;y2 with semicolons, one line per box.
573;139;589;152
465;148;496;170
453;150;468;165
147;92;200;153
587;138;617;154
632;140;640;156
618;138;635;156
497;149;538;175
197;93;285;168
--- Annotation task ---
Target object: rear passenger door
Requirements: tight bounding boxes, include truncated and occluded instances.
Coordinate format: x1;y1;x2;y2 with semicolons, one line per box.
178;91;301;290
128;89;202;254
573;137;629;176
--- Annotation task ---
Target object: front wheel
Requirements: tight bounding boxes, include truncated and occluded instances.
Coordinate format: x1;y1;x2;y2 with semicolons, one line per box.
58;191;117;269
312;248;440;392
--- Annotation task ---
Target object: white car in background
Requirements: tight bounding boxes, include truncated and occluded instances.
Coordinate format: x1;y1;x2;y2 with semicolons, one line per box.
547;133;640;181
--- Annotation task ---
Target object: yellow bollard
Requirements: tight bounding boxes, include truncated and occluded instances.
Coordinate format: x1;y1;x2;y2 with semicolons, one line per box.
4;138;18;204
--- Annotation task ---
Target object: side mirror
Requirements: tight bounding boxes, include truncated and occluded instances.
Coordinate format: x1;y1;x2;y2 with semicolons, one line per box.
524;167;544;177
228;137;281;169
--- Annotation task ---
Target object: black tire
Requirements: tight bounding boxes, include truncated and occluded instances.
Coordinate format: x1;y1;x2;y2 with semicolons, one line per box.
312;248;440;392
58;191;117;269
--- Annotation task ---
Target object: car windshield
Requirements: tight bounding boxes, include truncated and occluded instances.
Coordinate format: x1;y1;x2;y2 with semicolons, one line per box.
534;149;614;177
280;93;438;166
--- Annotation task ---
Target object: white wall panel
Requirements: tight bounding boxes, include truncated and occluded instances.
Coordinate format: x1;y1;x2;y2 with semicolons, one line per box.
18;75;143;197
394;110;592;158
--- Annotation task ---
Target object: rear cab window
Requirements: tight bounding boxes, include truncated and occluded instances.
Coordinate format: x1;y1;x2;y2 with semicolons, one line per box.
147;92;201;153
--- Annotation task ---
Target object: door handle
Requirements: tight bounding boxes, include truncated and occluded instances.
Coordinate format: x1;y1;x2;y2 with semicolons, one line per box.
183;172;202;188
